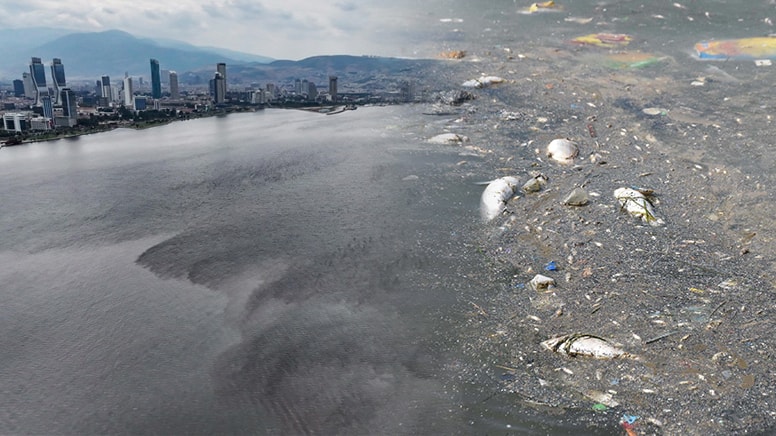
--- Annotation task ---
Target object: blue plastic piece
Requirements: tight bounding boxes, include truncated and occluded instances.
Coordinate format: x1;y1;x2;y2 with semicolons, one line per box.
544;261;557;271
622;414;639;425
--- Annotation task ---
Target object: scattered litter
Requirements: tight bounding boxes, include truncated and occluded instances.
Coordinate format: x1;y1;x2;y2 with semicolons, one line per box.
755;59;772;66
642;107;667;116
522;173;548;193
427;133;469;144
546;138;579;164
563;187;589;206
695;37;776;60
584;390;620;407
480;176;521;221
571;33;632;48
592;403;608;411
529;274;556;291
439;50;467;59
614;187;665;226
544;261;558;271
520;1;561;14
462;76;506;88
604;52;665;69
565;16;593;24
541;333;636;359
402;175;419;181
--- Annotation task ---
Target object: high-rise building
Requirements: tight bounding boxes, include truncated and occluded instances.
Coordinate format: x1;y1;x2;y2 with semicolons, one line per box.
29;57;48;106
101;75;112;102
212;72;225;104
161;69;171;85
217;63;227;94
60;88;77;119
50;58;66;105
41;95;53;121
329;76;338;102
294;79;302;95
169;71;179;99
150;58;162;99
307;82;318;100
23;73;35;99
13;80;24;97
123;75;134;108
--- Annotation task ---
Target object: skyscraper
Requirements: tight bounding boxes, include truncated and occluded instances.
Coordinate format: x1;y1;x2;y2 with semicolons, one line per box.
22;73;35;99
29;57;48;106
150;58;161;99
60;88;77;118
329;76;338;103
13;80;24;97
169;71;179;100
217;62;227;93
213;72;225;104
50;58;66;105
123;75;134;108
101;75;112;104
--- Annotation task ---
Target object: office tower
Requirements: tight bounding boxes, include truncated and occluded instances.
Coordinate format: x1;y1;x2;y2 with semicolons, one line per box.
307;82;318;100
50;58;66;105
169;71;179;99
29;57;49;105
161;69;171;85
123;75;134;108
150;58;161;99
329;76;338;102
294;79;302;95
13;80;24;97
213;72;225;104
41;95;53;120
60;88;77;118
101;75;112;101
216;63;227;93
23;73;35;99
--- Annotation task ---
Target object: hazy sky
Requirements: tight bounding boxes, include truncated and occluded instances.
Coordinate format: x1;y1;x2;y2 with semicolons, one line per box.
2;0;452;60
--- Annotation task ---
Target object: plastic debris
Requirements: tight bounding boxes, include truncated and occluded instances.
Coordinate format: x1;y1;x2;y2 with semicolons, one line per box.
621;414;640;425
522;173;548;193
529;274;555;291
462;76;506;88
546;138;579;164
427;133;469;144
592;403;608;412
480;176;521;221
604;52;665;69
520;1;561;14
614;187;665;226
571;33;632;48
439;50;466;60
584;390;620;407
695;37;776;60
541;333;637;359
544;261;557;271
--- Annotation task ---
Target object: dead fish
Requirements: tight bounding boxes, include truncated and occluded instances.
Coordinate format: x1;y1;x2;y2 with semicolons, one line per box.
614;187;665;226
480;176;521;221
427;133;469;144
541;333;637;359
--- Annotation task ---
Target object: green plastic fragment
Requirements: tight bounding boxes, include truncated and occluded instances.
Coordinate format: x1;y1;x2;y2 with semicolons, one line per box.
592;403;608;411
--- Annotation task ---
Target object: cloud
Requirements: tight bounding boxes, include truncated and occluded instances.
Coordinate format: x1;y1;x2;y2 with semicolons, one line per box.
5;0;436;60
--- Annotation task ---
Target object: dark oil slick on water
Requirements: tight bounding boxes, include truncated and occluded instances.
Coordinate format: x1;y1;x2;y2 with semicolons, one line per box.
3;1;776;435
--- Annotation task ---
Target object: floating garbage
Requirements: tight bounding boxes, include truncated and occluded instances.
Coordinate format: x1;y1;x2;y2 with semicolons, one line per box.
544;261;557;271
546;138;579;164
571;33;632;48
584;390;620;408
614;187;665;226
480;176;521;221
427;133;469;144
562;187;589;206
541;333;635;359
462;76;506;88
604;52;665;69
520;1;561;14
695;37;776;60
439;50;466;60
529;274;555;291
522;173;547;193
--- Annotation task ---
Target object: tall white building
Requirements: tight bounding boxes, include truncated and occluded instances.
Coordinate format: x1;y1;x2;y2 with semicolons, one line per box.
123;75;134;107
169;71;179;99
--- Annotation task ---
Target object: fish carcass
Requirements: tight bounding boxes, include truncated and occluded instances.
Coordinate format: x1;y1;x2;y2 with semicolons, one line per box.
480;176;521;221
541;333;637;359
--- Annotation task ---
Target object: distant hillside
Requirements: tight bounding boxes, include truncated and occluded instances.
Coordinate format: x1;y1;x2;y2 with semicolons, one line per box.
0;29;272;79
